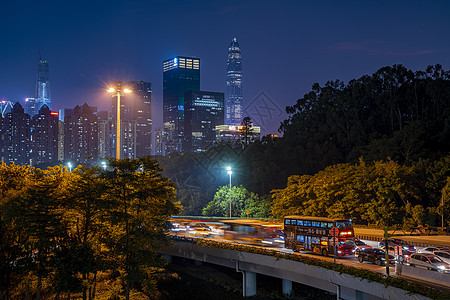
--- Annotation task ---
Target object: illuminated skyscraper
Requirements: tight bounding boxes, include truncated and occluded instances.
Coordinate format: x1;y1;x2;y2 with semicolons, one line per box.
163;56;200;153
226;38;243;125
35;58;51;114
184;91;224;152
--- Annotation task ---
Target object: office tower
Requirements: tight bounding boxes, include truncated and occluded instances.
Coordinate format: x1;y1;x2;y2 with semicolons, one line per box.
31;105;58;166
64;103;98;166
1;102;31;165
184;91;224;152
36;58;51;110
155;122;176;156
97;110;112;158
163;56;200;153
225;38;243;125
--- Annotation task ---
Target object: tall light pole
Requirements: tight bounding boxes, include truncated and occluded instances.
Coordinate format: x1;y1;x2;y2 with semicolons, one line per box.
68;162;72;172
226;166;232;218
108;82;132;160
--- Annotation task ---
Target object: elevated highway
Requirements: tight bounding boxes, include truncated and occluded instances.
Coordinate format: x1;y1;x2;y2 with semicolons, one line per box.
161;239;433;300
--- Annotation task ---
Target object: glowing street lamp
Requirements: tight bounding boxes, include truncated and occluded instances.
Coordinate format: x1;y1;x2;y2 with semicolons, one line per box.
107;82;132;159
68;162;72;172
102;161;107;170
226;166;232;218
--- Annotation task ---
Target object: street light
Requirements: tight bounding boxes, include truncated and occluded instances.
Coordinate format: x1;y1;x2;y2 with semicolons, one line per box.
68;162;72;172
102;161;107;170
226;166;232;218
107;82;132;160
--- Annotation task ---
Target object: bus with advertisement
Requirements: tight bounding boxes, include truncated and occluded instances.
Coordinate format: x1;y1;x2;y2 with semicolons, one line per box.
283;216;355;256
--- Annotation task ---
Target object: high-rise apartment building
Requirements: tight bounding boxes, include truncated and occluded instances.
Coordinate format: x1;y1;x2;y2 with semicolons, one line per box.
1;102;31;165
163;56;200;153
64;103;98;166
31;105;59;166
225;38;243;125
110;81;152;158
97;110;112;159
184;91;224;152
129;81;152;157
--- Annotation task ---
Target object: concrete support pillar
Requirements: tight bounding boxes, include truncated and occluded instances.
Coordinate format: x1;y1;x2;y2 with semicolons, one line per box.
243;271;256;297
282;279;292;296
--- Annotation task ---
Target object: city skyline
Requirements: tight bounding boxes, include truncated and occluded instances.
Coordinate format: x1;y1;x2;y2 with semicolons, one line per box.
1;1;450;135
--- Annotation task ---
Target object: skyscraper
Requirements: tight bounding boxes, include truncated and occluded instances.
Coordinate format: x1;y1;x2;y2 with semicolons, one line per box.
163;56;200;153
31;105;58;166
64;103;98;166
110;81;152;158
1;102;31;165
184;91;224;152
225;38;243;126
129;81;152;157
35;58;51;113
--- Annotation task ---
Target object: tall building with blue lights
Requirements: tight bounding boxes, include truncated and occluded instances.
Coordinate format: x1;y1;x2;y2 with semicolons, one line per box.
163;56;200;153
35;58;51;115
226;38;243;126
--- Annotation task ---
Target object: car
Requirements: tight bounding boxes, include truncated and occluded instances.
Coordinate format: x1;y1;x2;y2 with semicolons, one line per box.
378;239;415;254
407;253;450;273
380;245;413;262
354;239;372;250
345;239;372;254
418;247;450;254
433;250;450;264
355;247;395;266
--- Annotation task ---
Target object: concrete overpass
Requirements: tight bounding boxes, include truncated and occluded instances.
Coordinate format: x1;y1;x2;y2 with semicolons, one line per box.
160;240;430;300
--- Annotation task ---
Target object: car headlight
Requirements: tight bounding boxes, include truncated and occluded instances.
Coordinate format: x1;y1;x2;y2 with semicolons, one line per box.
438;266;445;270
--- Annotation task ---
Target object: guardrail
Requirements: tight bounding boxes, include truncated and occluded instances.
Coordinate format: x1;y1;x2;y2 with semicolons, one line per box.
355;235;443;248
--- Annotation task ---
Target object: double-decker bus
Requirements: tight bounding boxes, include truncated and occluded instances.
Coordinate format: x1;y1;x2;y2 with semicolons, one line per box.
283;216;355;256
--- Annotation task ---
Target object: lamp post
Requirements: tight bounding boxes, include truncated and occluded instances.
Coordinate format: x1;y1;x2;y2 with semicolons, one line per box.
108;82;132;160
226;166;232;218
102;161;107;170
68;162;72;172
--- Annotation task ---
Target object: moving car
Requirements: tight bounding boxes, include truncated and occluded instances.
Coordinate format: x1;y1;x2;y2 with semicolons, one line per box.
407;253;450;273
433;250;450;264
355;248;395;266
378;238;415;253
418;246;450;254
380;245;413;262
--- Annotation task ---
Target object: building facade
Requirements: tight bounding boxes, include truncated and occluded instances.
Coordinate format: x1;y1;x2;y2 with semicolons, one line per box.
184;91;224;152
226;38;243;126
215;124;260;145
30;105;59;166
1;102;31;165
64;103;98;166
163;56;200;153
110;81;152;159
35;58;51;114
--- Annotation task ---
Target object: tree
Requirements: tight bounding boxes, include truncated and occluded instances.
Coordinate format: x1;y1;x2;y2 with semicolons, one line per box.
240;116;253;147
103;156;180;300
203;185;268;218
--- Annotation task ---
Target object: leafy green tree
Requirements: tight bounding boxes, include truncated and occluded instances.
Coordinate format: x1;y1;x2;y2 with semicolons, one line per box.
203;185;268;218
104;156;180;300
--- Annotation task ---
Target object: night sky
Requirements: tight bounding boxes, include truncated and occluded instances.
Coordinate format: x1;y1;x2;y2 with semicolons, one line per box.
1;0;450;135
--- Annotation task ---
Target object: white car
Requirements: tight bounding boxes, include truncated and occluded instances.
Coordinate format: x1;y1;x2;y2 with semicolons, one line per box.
433;250;450;264
408;253;450;273
418;246;449;254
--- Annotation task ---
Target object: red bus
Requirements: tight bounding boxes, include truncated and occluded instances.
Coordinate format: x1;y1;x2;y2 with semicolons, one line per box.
283;216;355;256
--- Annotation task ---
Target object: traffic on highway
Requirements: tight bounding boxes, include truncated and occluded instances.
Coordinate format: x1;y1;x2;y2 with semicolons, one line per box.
170;217;450;288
